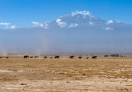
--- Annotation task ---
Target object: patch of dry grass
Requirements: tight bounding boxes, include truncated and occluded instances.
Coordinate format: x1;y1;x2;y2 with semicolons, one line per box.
0;57;132;80
0;56;132;92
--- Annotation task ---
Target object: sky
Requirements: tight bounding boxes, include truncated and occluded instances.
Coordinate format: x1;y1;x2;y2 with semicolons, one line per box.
0;0;132;29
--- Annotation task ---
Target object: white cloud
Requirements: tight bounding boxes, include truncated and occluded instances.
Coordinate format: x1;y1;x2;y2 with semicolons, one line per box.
0;22;10;26
102;27;113;30
56;19;61;23
106;20;114;24
0;22;16;29
89;21;94;25
32;21;40;27
68;23;78;28
32;21;48;29
10;25;16;29
56;19;67;28
106;20;122;24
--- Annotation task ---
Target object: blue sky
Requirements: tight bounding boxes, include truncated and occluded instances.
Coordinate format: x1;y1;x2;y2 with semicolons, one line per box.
0;0;132;29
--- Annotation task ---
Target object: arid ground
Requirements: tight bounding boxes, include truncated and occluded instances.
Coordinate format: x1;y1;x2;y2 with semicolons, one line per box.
0;55;132;92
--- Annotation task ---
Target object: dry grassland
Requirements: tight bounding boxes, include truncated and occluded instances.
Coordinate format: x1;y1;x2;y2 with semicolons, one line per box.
0;56;132;92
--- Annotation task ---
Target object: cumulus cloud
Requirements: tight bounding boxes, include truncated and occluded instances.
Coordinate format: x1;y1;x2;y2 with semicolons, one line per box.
0;22;17;29
0;22;10;26
89;21;94;25
56;19;67;28
10;25;16;29
102;27;113;30
32;21;48;29
106;20;114;24
32;21;40;27
68;23;78;28
0;22;11;29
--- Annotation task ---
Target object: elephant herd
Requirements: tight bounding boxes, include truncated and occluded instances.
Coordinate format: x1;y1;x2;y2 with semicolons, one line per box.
23;55;97;59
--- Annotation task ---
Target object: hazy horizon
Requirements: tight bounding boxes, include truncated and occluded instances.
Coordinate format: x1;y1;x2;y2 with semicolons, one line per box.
0;0;132;55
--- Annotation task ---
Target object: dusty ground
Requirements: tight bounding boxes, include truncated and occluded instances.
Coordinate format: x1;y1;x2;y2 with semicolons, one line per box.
0;56;132;92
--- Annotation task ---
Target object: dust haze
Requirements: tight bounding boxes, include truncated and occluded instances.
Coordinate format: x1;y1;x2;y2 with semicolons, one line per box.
0;27;132;55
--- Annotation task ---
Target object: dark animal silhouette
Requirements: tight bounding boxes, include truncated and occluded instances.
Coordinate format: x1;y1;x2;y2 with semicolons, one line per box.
44;56;47;59
55;56;59;59
6;57;9;59
78;56;82;59
92;56;97;59
30;56;33;58
86;57;89;59
24;55;29;59
69;56;74;59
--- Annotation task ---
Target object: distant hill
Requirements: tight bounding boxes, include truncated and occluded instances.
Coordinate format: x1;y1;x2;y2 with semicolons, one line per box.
0;11;132;55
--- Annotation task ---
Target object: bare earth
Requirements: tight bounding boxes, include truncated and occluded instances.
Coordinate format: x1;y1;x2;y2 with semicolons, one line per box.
0;56;132;92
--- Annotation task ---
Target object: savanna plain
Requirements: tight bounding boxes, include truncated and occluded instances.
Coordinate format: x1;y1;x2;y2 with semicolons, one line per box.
0;55;132;92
